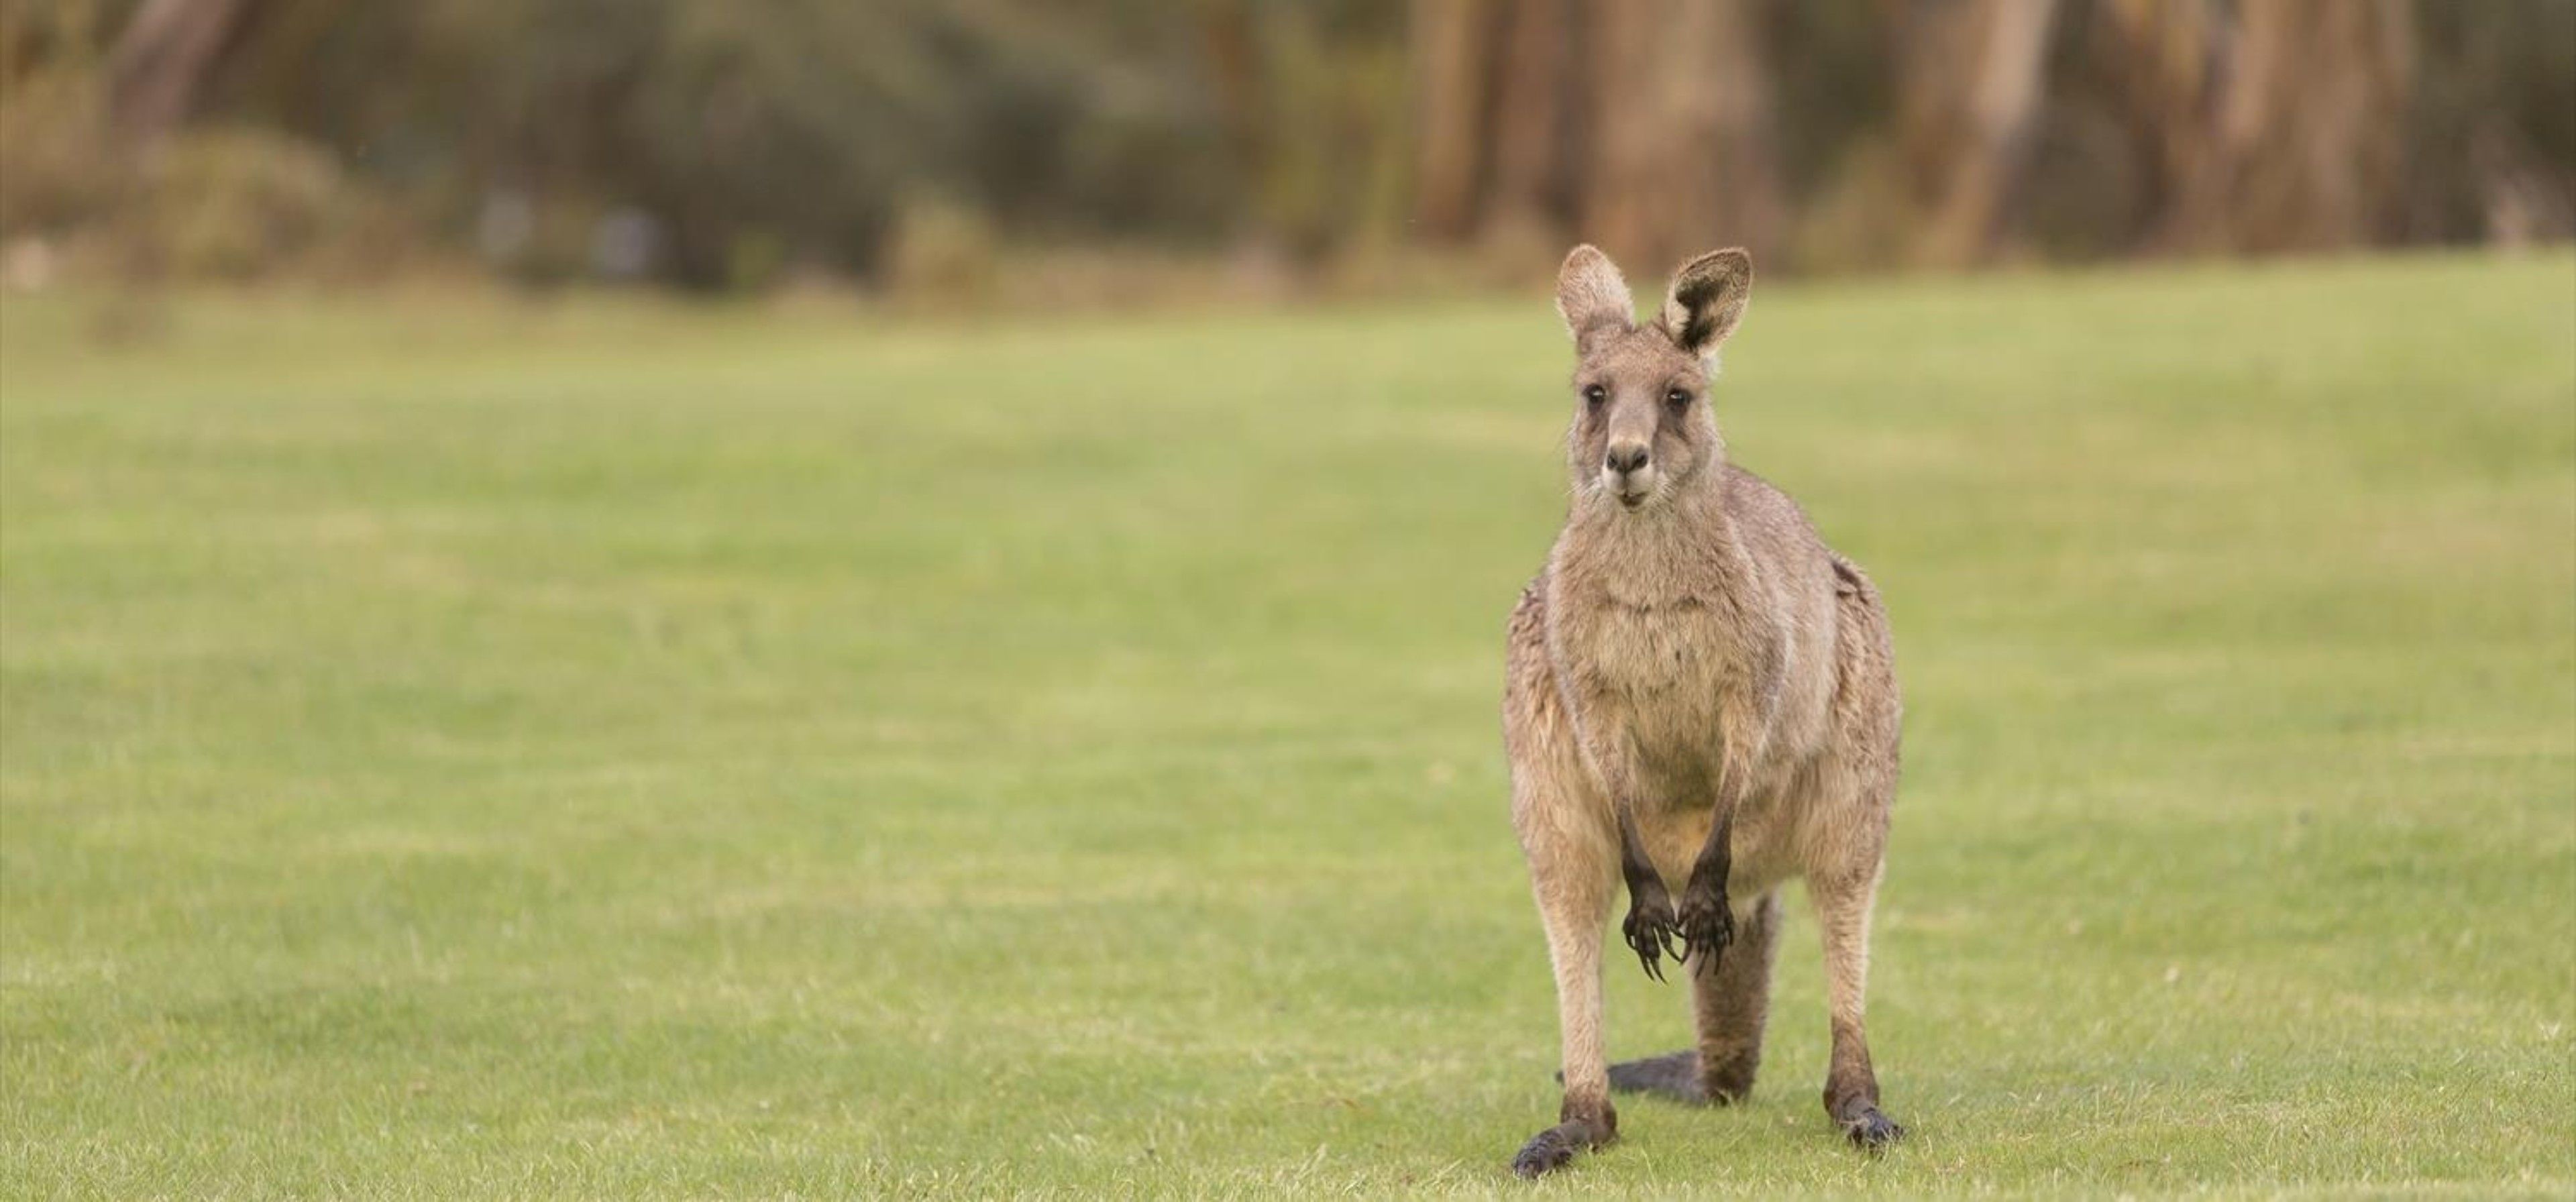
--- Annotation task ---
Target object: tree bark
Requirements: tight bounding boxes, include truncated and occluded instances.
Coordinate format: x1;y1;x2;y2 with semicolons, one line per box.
1484;0;1581;243
1893;0;2058;268
1408;0;1499;241
107;0;256;151
1580;0;1784;272
2102;0;2415;256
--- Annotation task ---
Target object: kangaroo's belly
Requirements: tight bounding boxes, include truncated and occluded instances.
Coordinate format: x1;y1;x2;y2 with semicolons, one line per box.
1587;612;1813;906
1596;633;1813;889
1551;570;1832;903
1629;773;1805;902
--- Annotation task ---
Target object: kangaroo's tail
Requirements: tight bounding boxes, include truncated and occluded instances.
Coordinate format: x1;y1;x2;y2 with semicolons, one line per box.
1556;1050;1707;1104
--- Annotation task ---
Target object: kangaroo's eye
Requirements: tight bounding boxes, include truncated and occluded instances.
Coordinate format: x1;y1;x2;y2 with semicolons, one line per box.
1582;384;1607;408
1665;388;1692;409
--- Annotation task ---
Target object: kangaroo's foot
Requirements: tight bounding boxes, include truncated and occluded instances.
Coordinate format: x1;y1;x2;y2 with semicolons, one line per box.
1675;873;1733;973
1830;1095;1904;1149
1509;1097;1616;1178
1620;880;1681;981
1508;1122;1588;1177
1701;1046;1760;1105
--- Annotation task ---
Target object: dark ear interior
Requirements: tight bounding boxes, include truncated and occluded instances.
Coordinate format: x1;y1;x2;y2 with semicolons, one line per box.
1661;249;1754;358
1556;245;1633;351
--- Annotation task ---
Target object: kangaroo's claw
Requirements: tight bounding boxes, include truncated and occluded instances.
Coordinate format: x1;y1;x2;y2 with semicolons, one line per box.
1677;891;1733;974
1621;894;1680;981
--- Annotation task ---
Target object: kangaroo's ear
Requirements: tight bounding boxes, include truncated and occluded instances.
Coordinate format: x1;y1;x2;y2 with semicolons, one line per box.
1661;248;1753;362
1556;244;1633;352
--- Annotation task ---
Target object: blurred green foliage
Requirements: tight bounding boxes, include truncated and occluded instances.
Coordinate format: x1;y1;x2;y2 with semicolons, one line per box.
0;0;2568;292
3;0;1405;288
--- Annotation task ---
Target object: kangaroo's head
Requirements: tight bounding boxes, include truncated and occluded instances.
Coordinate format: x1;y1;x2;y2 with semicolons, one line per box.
1553;244;1753;513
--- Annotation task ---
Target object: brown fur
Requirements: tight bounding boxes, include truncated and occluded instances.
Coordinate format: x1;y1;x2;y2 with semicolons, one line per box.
1505;245;1904;1177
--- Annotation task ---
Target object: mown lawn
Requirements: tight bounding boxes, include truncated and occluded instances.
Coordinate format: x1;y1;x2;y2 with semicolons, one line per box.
3;252;2571;1198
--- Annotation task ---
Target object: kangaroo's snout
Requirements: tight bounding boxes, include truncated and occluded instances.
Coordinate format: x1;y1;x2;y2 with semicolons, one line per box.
1604;439;1658;507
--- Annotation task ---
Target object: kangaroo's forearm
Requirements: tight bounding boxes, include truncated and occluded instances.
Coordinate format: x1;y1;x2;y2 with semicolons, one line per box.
1613;798;1681;980
1617;803;1663;895
1688;810;1733;889
1690;700;1767;889
1672;732;1754;973
1689;757;1748;885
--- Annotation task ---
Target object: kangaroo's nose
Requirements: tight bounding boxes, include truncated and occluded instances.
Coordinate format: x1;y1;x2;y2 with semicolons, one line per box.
1605;443;1650;475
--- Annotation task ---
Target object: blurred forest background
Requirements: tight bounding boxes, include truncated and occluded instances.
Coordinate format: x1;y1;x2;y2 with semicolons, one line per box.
1;0;2571;300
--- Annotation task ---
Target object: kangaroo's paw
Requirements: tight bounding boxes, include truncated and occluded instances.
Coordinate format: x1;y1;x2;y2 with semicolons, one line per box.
1675;879;1733;973
1620;888;1681;981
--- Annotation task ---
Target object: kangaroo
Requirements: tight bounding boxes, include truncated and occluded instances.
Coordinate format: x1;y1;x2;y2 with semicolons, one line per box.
1502;245;1904;1177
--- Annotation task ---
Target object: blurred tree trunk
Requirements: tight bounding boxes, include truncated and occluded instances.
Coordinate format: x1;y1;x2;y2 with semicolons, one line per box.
2102;0;2415;255
1894;0;2057;268
1407;0;1782;269
2094;0;2216;239
1582;0;1784;270
1408;0;1497;241
107;0;256;150
1483;0;1582;246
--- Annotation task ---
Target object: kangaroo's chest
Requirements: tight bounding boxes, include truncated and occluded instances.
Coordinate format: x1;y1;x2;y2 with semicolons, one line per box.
1554;587;1752;771
1576;596;1735;694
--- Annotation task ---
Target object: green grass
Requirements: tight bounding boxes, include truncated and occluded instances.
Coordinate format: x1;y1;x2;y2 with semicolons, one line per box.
3;252;2572;1198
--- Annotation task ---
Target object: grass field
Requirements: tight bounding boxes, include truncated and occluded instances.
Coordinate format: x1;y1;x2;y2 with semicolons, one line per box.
3;253;2572;1197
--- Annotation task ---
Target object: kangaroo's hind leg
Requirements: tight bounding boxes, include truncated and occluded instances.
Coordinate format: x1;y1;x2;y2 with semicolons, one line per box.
1807;744;1903;1145
1811;560;1905;1147
1505;678;1621;1176
1812;862;1902;1146
1690;889;1782;1103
